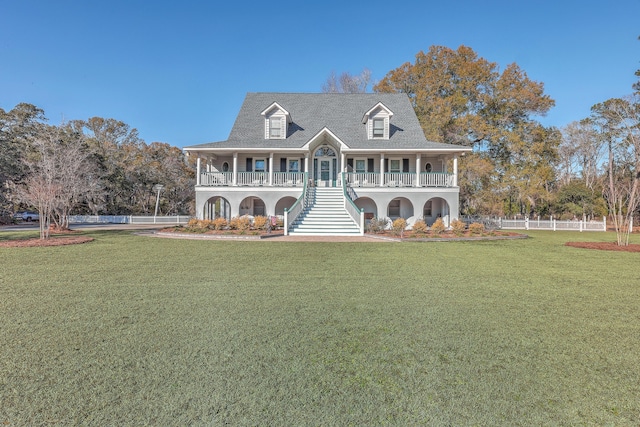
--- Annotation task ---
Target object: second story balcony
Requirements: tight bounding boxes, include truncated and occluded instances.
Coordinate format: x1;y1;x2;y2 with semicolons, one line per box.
198;171;456;188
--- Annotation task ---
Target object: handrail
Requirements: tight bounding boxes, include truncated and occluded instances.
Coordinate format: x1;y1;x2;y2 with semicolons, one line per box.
342;172;364;235
283;172;308;235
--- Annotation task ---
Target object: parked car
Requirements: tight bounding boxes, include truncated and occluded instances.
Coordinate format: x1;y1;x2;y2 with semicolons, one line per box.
14;211;40;222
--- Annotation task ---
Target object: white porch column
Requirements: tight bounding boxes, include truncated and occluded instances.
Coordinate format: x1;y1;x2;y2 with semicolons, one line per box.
341;152;346;172
232;153;238;186
415;155;421;187
380;153;385;187
304;154;309;177
196;156;201;186
269;153;274;186
453;155;458;187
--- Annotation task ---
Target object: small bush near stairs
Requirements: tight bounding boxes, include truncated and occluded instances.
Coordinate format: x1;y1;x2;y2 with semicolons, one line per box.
392;218;407;237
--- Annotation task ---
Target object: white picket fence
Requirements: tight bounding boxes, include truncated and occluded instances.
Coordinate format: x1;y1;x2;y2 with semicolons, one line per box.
499;217;607;232
68;215;190;225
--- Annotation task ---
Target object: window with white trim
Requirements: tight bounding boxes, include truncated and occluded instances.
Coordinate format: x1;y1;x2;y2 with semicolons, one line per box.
269;117;282;138
254;159;266;173
389;159;401;173
425;162;433;173
288;158;299;173
372;119;384;138
355;159;366;173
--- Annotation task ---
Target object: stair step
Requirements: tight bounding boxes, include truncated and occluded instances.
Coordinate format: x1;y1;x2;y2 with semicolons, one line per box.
288;187;362;236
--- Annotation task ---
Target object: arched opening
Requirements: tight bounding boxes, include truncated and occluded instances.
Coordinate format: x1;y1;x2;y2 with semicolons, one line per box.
239;196;266;217
275;196;297;216
387;197;414;219
423;197;450;226
204;196;231;220
354;197;377;221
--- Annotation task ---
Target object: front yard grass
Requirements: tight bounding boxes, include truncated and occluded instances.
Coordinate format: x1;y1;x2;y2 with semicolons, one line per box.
1;230;639;425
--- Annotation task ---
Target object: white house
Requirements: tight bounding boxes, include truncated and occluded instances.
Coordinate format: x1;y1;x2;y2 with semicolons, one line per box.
183;93;471;235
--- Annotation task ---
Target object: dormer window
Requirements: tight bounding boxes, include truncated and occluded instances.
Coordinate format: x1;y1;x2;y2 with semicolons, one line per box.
269;117;282;138
261;102;291;140
372;119;384;138
362;102;394;140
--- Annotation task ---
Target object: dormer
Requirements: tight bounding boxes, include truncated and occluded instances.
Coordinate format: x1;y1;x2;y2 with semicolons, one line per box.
261;102;291;139
362;102;394;140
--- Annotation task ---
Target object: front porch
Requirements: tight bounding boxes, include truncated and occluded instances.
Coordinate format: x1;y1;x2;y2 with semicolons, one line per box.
198;171;456;188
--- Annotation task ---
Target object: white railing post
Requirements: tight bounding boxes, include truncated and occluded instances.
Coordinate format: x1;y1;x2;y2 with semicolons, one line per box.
525;217;529;230
603;216;607;231
580;221;583;232
196;157;201;186
284;209;288;236
360;209;364;235
553;219;556;231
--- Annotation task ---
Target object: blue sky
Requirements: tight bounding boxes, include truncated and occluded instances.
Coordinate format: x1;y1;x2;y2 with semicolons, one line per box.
1;1;638;148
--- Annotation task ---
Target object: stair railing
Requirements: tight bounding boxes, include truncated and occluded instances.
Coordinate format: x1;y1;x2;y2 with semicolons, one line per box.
284;172;309;236
342;172;364;236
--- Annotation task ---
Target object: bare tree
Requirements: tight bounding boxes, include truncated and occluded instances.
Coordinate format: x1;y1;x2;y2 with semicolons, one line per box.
322;68;372;93
13;125;101;238
591;95;640;246
559;120;604;190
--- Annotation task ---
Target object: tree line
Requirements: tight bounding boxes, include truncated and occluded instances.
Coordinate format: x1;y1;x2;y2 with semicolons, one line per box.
325;42;640;245
0;107;195;235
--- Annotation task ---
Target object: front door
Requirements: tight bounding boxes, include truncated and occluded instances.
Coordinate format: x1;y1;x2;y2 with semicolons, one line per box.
317;159;333;187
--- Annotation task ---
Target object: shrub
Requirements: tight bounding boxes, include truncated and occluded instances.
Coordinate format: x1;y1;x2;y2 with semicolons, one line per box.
469;222;485;235
253;215;268;230
367;217;387;234
229;216;251;231
212;217;228;230
451;219;466;236
391;218;407;237
186;219;214;231
237;216;251;231
431;217;446;234
412;219;428;235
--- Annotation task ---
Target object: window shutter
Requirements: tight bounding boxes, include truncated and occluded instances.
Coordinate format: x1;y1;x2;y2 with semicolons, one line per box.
300;158;304;172
347;158;353;171
281;117;286;138
367;158;374;172
403;158;409;173
265;119;269;139
385;118;390;139
246;158;253;172
266;159;269;172
332;158;337;181
280;158;286;172
385;159;389;173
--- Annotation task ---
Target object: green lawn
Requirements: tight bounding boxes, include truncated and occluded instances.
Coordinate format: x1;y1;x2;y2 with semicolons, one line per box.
1;230;639;425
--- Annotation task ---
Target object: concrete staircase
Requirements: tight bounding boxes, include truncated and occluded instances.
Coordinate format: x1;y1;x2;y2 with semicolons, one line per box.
288;187;361;236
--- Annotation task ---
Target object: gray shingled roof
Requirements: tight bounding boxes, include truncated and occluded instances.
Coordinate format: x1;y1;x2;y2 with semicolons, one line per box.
184;93;468;151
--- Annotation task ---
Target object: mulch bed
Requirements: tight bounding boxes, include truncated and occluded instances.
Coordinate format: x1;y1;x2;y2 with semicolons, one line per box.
565;241;640;252
0;236;94;248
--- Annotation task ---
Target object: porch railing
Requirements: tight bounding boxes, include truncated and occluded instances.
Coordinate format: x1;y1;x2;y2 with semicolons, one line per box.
237;172;268;186
199;171;305;187
272;172;305;187
342;173;364;235
284;172;308;235
384;173;414;187
344;172;380;187
201;172;232;186
420;172;454;187
199;171;456;188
